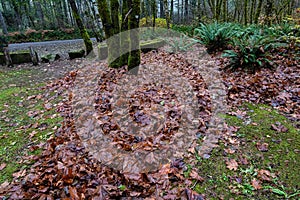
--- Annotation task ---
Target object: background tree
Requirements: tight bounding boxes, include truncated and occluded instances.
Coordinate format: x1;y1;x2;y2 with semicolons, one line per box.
68;0;93;55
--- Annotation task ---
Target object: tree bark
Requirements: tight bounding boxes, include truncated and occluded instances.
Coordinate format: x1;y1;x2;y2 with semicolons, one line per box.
120;0;130;66
170;0;174;22
152;0;157;30
0;11;8;34
244;0;248;25
128;0;141;71
265;0;272;25
160;0;165;18
164;0;170;29
254;0;263;24
68;0;93;55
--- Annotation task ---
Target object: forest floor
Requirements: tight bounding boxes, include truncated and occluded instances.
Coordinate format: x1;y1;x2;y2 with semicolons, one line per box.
0;45;299;199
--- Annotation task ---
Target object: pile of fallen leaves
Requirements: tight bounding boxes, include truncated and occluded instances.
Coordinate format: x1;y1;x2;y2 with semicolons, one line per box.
2;51;209;199
94;51;211;153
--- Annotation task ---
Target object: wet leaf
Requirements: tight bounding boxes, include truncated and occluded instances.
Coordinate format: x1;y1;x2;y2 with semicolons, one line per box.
226;159;238;171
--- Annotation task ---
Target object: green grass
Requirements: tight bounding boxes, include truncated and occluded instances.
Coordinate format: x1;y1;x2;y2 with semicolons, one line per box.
191;103;300;199
0;70;63;184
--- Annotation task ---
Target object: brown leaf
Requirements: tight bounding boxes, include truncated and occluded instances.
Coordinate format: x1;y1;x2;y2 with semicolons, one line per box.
69;186;80;199
256;142;269;152
0;181;10;194
190;170;204;182
271;124;288;133
226;159;238;171
12;169;27;178
29;130;38;138
0;163;6;171
184;188;205;200
251;179;262;190
44;103;52;110
258;169;271;182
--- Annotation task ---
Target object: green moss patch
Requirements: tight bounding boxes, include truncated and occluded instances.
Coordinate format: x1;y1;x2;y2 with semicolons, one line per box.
0;70;63;184
190;103;300;199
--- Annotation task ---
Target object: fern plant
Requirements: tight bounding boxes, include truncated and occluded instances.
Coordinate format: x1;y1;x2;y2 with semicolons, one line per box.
193;22;239;54
222;34;274;70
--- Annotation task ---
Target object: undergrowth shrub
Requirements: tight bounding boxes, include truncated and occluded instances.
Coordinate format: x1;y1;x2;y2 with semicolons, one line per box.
164;34;197;53
171;25;196;36
222;34;274;70
140;17;168;28
194;22;239;54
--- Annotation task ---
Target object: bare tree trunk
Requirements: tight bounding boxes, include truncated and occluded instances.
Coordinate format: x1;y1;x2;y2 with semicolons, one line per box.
68;0;93;55
0;11;8;34
34;1;45;29
244;0;248;25
152;0;157;30
160;0;165;18
170;0;174;21
185;0;188;22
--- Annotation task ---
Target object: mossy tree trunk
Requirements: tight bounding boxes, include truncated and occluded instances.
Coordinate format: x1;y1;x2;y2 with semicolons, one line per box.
254;0;263;24
265;0;273;25
120;0;130;66
68;0;93;55
128;0;141;71
249;0;256;24
164;0;171;29
97;0;123;68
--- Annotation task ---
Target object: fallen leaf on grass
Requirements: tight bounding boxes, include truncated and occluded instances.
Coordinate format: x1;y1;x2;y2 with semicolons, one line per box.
226;159;239;171
0;163;6;171
184;188;205;200
190;170;204;182
44;103;52;110
0;181;10;194
12;169;27;178
256;142;269;152
271;123;288;133
29;130;38;138
257;169;272;182
251;179;262;190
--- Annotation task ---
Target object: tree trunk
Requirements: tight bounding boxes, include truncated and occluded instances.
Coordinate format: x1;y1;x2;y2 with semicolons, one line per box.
120;0;130;66
0;11;8;34
222;0;227;22
152;0;157;30
164;0;170;29
170;0;174;22
254;0;263;24
11;0;22;30
244;0;248;25
34;1;45;29
128;0;141;71
160;0;165;18
68;0;93;55
265;0;272;25
249;0;255;24
185;0;188;22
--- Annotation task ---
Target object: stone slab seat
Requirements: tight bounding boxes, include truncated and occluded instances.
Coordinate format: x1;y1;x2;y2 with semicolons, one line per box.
0;50;38;65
